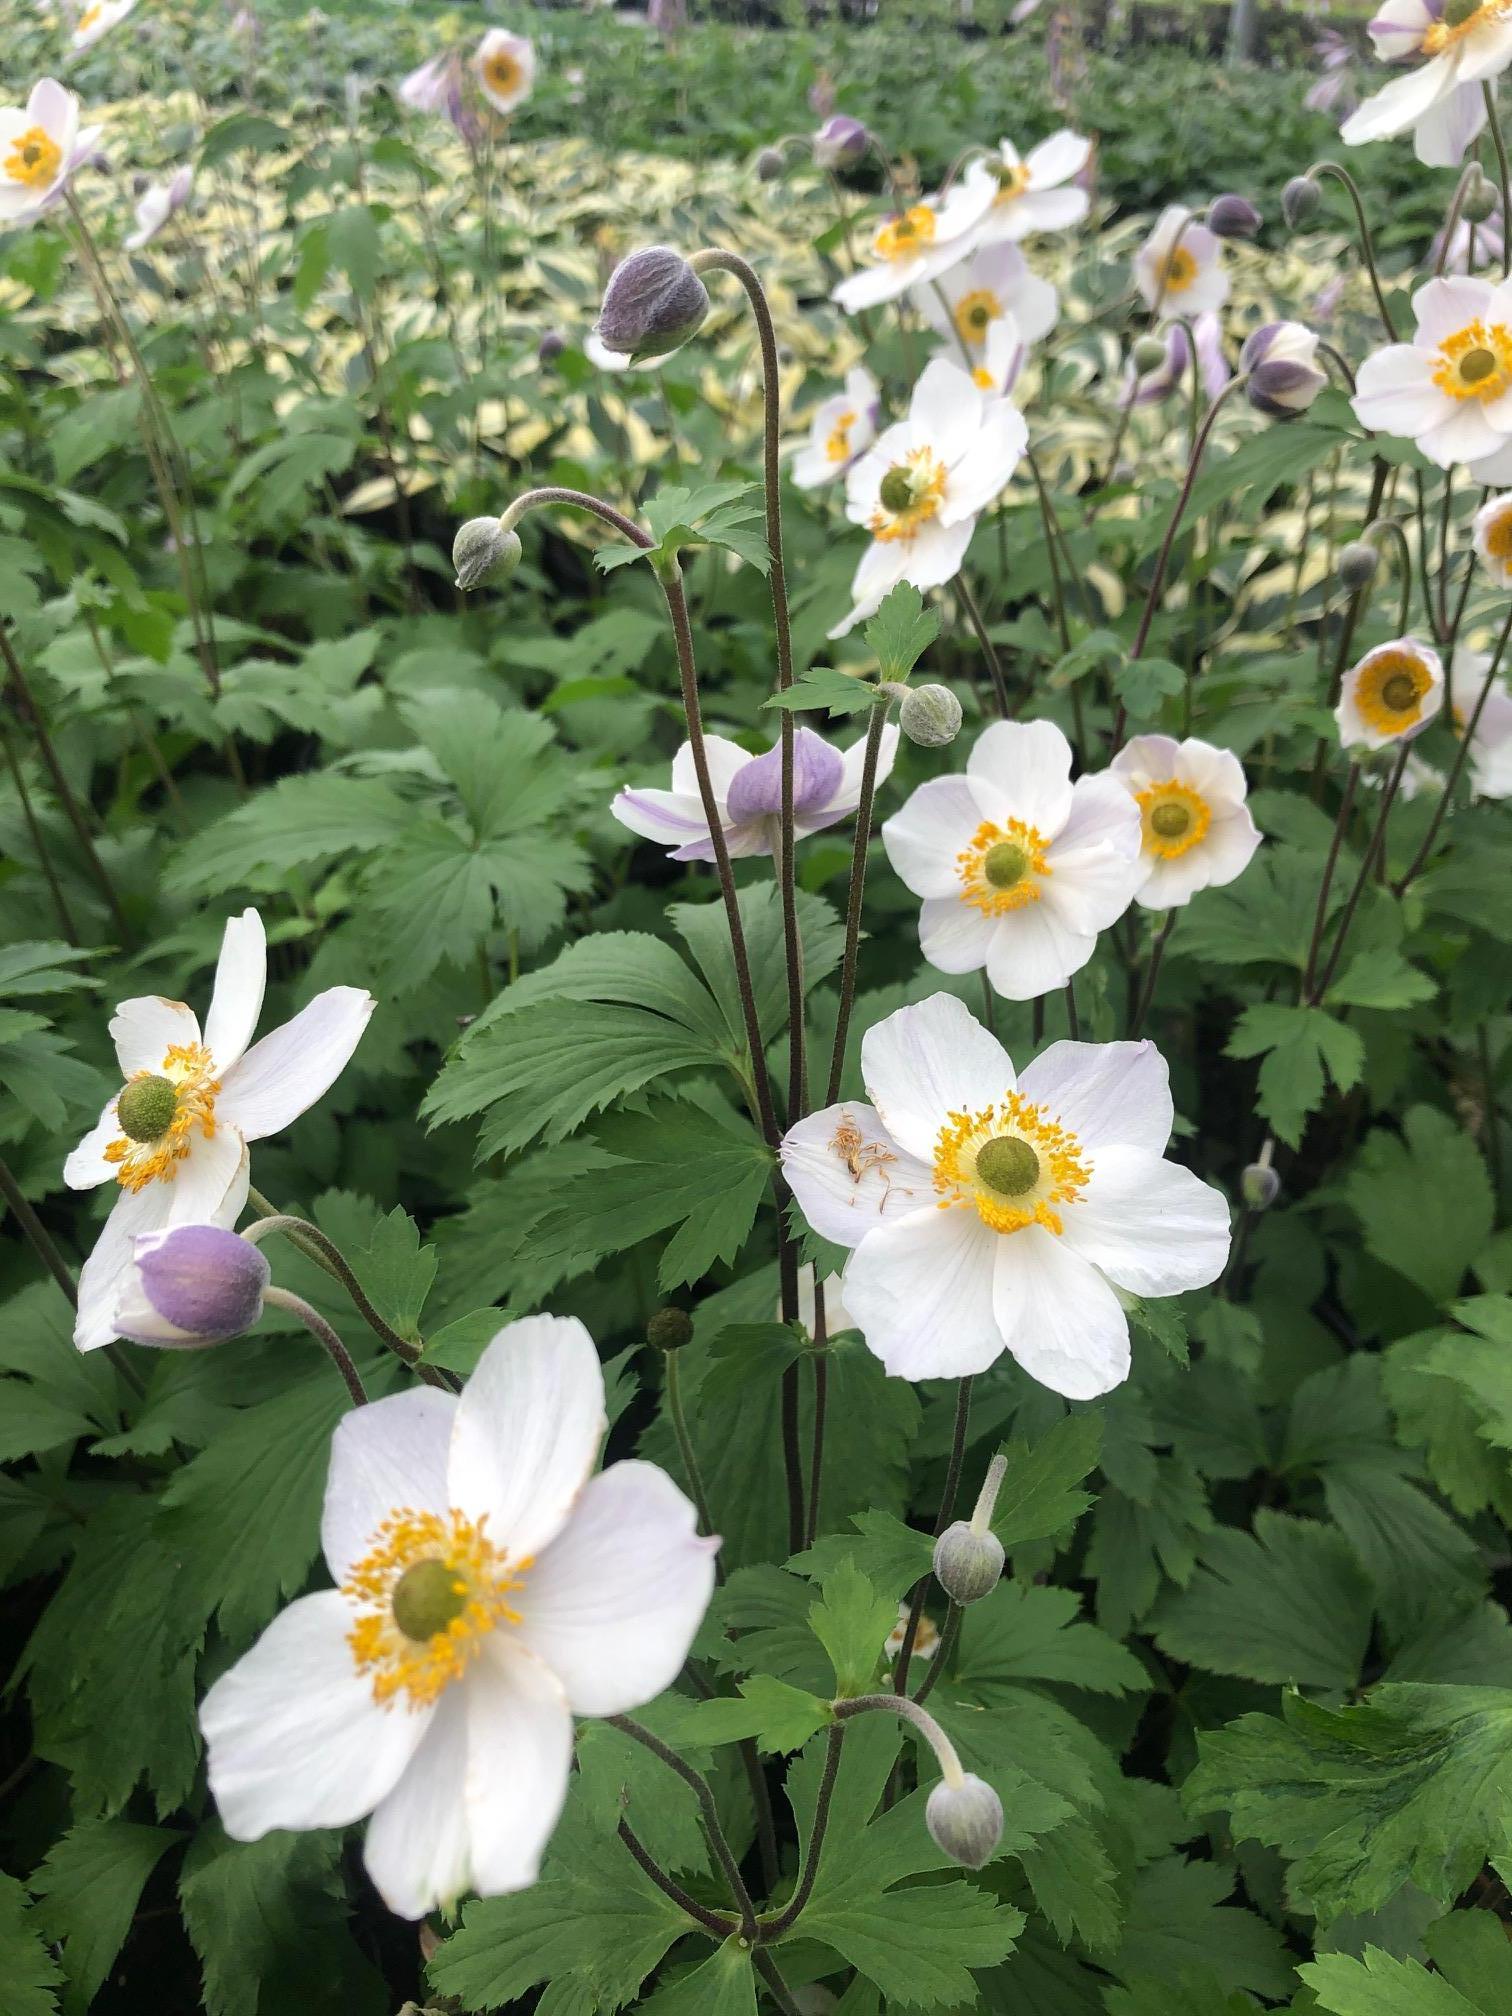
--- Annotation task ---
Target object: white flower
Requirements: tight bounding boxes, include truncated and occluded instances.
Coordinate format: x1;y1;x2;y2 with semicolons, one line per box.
1473;489;1512;581
70;0;136;50
884;1603;939;1661
1109;735;1262;910
881;719;1142;999
612;723;900;860
583;330;667;373
475;29;535;114
915;241;1059;361
1133;205;1229;319
1449;642;1512;795
944;314;1028;398
63;909;374;1354
793;365;881;489
780;993;1231;1394
829;359;1028;640
1353;275;1512;467
947;130;1093;247
1342;0;1510;166
1335;636;1445;750
0;79;100;226
831;184;994;313
124;164;191;250
200;1315;718;1919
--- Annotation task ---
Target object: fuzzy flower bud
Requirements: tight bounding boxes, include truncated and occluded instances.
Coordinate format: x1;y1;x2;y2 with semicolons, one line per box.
756;146;786;183
1241;1162;1282;1211
1338;540;1379;591
537;328;566;365
1462;162;1499;225
899;683;963;748
1282;175;1322;229
933;1521;1004;1604
1241;321;1327;419
115;1224;271;1348
1208;193;1262;240
813;114;869;171
595;246;709;364
926;1773;1004;1869
648;1305;694;1352
1130;332;1169;373
453;518;523;592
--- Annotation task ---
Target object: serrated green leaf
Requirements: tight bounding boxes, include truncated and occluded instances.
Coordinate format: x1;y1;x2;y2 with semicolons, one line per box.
1300;1946;1482;2015
0;1872;62;2016
863;583;941;680
1226;1002;1364;1147
31;1820;179;2014
1344;1107;1494;1305
810;1559;897;1698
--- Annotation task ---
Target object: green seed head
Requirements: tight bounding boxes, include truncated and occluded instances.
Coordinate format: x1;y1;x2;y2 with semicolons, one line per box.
983;841;1029;890
647;1305;694;1352
1381;673;1418;711
116;1075;178;1144
975;1135;1040;1198
1461;345;1498;385
1443;0;1481;27
391;1559;467;1643
1150;802;1191;840
878;465;916;514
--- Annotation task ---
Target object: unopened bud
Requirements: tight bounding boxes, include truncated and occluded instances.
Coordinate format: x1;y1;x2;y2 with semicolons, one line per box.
1241;1162;1281;1211
1282;175;1322;229
1131;332;1168;373
1208;193;1262;241
926;1773;1004;1869
899;683;963;748
648;1305;694;1352
114;1224;271;1348
1241;321;1326;419
453;518;522;592
1461;162;1498;225
794;1992;839;2016
756;146;785;184
933;1521;1005;1604
813;113;869;171
595;245;709;364
537;328;566;364
1338;540;1379;591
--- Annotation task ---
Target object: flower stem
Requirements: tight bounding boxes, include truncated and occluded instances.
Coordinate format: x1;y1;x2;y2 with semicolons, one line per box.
616;1817;736;1940
824;703;892;1105
1300;765;1359;1002
261;1286;368;1406
911;1602;962;1706
954;577;1010;718
607;1715;757;1938
662;1346;721;1574
1394;597;1512;894
752;1949;804;2013
1130;913;1175;1039
763;1721;844;1936
1484;84;1512;282
892;1375;974;1697
1310;744;1411;1004
834;1691;967;1786
1306;161;1400;338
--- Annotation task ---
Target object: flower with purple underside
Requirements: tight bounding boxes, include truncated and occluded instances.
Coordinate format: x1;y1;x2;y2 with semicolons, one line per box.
1122;314;1229;409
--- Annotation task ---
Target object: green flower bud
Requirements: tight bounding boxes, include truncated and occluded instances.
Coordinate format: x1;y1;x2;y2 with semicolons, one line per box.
1241;1162;1281;1210
596;246;710;364
648;1305;694;1352
1131;332;1169;373
756;146;785;183
1461;162;1498;224
1281;175;1322;229
117;1074;177;1143
899;683;963;748
932;1519;1005;1604
1338;541;1379;592
926;1773;1003;1868
453;518;522;592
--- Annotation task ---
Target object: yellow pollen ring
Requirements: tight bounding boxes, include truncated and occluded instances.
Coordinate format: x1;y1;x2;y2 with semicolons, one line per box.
1134;778;1212;860
103;1042;220;1192
4;126;62;191
1160;245;1198;295
992;162;1032;205
933;1092;1090;1236
824;408;857;463
1353;646;1435;737
1433;319;1512;401
953;288;1003;346
874;205;937;263
1482;504;1512;561
956;818;1052;913
483;50;523;95
1423;0;1507;53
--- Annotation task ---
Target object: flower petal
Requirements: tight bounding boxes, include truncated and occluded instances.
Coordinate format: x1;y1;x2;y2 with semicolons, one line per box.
361;1687;471;1920
780;1101;935;1246
1341;56;1455;146
74;1184;172;1353
844;1205;1004;1378
1017;1038;1174;1153
203;909;267;1074
217;987;375;1142
166;1130;250;1227
64;1098;120;1191
111;995;201;1077
967;719;1075;835
1025;128;1092;187
982;899;1094;1000
908;357;984;470
861;992;1015;1159
464;1642;574;1898
882;777;986;898
1059;1145;1231;1295
449;1314;606;1560
322;1387;458;1585
991;1227;1131;1398
917;895;998;973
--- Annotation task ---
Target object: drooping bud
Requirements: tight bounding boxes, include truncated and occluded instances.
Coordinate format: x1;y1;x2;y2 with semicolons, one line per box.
595;246;710;364
1461;162;1499;225
1241;1162;1281;1210
648;1305;694;1352
1130;332;1169;373
899;683;963;748
794;1991;839;2016
1241;321;1327;419
1282;174;1322;229
1208;193;1262;241
813;113;869;171
116;1074;177;1143
537;328;566;365
453;517;523;592
933;1521;1005;1604
1338;540;1379;591
114;1224;271;1348
756;146;786;184
926;1773;1004;1869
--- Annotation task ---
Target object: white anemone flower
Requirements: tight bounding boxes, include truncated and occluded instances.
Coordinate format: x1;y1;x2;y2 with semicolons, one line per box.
829;359;1028;640
793;365;881;489
64;909;374;1354
946;314;1028;398
947;130;1093;246
1335;636;1445;750
475;29;535;114
0;79;100;226
1109;734;1263;910
70;0;136;50
1342;0;1510;166
1448;643;1512;795
881;719;1143;999
1353;275;1512;467
1133;205;1229;319
612;723;900;861
1473;489;1512;581
124;164;191;250
780;993;1231;1394
915;241;1058;362
201;1315;718;1920
831;183;994;313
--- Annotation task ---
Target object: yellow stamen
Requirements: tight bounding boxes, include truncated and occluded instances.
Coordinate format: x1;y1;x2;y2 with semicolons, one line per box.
1483;504;1512;560
102;1041;220;1192
955;818;1052;914
345;1508;530;1711
1160;245;1199;295
1432;320;1512;402
1134;778;1212;860
933;1092;1090;1236
1354;646;1435;737
869;446;948;543
824;408;857;463
953;287;1003;347
972;366;994;390
482;49;523;96
874;205;937;263
992;162;1032;206
78;2;103;28
1423;0;1509;53
4;126;62;192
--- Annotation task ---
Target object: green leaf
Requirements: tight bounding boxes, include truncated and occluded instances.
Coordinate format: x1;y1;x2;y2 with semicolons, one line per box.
672;882;846;1050
1344;1106;1495;1305
1112;1855;1296;2003
1114;655;1185;720
572;1713;711;1875
199;111;289;165
1423;1909;1512;2012
467;927;724;1047
670;1674;834;1755
1326;946;1437;1010
347;1207;436;1347
765;663;881;715
810;1560;898;1698
30;1820;179;2013
601;481;769;575
1300;1947;1483;2016
863;582;941;680
955;1579;1148;1695
1177;412;1356;524
325;203;382;298
990;1410;1104;1551
0;1872;63;2016
1226;1002;1365;1147
168;773;407;895
638;1941;758;2014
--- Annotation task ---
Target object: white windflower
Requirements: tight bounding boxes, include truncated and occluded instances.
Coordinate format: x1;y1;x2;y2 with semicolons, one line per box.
884;1603;940;1662
124;164;191;250
612;723;899;860
475;28;535;114
829;359;1028;640
1133;205;1229;318
1335;636;1445;750
915;241;1058;362
70;0;136;50
0;79;100;226
793;365;881;489
1109;735;1262;910
1473;489;1512;581
831;184;994;313
1343;0;1511;166
1353;276;1512;467
881;719;1142;999
946;130;1093;246
201;1315;718;1919
943;314;1028;398
63;909;374;1354
1450;642;1512;795
780;993;1231;1394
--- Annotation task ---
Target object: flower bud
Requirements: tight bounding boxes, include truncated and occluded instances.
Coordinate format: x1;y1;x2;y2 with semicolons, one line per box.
899;683;963;748
1208;193;1262;241
1461;162;1499;225
933;1519;1005;1604
756;146;785;184
453;517;522;592
1241;321;1326;419
1338;540;1379;591
813;114;869;171
794;1992;839;2016
1282;175;1322;229
595;246;709;364
1130;332;1169;373
926;1773;1004;1869
115;1224;271;1348
1241;1162;1281;1210
648;1305;694;1352
537;328;566;365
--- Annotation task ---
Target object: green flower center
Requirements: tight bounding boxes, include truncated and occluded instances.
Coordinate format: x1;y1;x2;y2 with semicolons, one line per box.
391;1558;468;1643
879;465;918;513
116;1075;179;1143
976;1135;1041;1197
1381;673;1418;711
1151;802;1191;839
983;841;1029;889
1443;0;1481;29
1461;345;1498;384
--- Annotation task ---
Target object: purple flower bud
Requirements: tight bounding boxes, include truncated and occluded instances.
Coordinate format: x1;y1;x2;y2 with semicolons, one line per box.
595;246;709;364
1282;175;1322;229
116;1225;271;1348
756;146;786;184
813;114;869;172
538;328;566;365
726;730;844;822
1208;194;1262;240
1241;321;1326;419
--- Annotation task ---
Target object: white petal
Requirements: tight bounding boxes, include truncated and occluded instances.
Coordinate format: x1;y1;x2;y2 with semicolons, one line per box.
943;403;1028;521
464;1643;574;1897
1413;274;1495;342
670;733;747;803
201;1591;430;1837
611;786;714;847
1420;401;1508;467
992;1228;1131;1398
917;895;999;973
844;1206;1004;1378
982;899;1092;1000
322;1387;458;1585
203;909;267;1074
861;992;1015;1159
1455;15;1512;84
1010;187;1089;234
217;987;375;1142
1414;79;1487;165
111;995;201;1077
74;1184;172;1352
516;1461;718;1714
1352;344;1456;438
1059;1145;1231;1296
967;719;1075;835
449;1315;606;1560
883;776;987;898
828;722;901;817
1017;1039;1174;1153
1342;57;1455;145
64;1098;120;1190
908;358;984;470
166;1129;249;1226
1025;128;1092;187
895;514;976;592
362;1689;471;1920
780;1102;935;1246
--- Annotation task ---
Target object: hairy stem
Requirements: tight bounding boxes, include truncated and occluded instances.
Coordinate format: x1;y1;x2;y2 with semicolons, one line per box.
262;1286;368;1406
